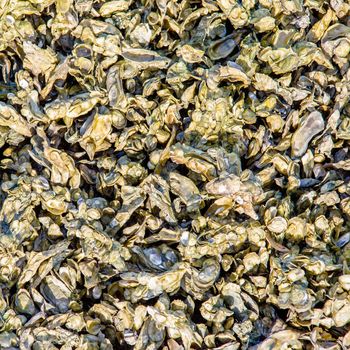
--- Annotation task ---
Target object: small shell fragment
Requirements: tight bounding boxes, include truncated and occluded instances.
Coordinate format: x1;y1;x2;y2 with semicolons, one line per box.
291;111;325;157
267;217;288;234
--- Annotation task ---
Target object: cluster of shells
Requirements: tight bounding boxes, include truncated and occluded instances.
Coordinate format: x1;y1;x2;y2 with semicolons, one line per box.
0;0;350;349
